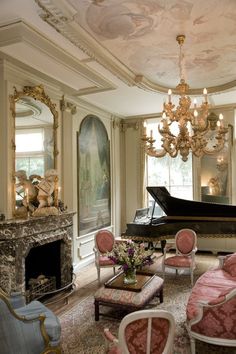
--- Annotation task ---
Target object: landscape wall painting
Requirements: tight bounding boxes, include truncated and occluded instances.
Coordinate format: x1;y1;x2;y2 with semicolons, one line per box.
78;115;111;235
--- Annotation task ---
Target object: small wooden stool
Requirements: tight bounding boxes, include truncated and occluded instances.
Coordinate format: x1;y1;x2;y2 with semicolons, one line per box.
94;275;164;321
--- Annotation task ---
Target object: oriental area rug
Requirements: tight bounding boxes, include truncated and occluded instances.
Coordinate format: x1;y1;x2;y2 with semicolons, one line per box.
58;254;236;354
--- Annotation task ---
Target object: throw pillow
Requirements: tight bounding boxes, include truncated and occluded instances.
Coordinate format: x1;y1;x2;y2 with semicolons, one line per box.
208;287;235;305
223;253;236;277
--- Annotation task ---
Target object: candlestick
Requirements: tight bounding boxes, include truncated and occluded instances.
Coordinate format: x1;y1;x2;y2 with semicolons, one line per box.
143;121;147;136
168;89;172;103
162;112;168;129
203;88;208;103
219;113;224;128
193;109;198;124
25;188;29;205
54;177;59;208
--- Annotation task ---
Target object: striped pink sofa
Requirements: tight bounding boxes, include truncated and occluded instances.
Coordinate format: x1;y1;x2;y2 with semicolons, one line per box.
186;253;236;354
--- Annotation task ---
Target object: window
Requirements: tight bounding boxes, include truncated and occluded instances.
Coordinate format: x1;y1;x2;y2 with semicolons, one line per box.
15;128;45;177
146;119;193;217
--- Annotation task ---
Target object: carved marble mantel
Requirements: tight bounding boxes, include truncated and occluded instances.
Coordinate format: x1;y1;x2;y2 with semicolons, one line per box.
0;212;75;294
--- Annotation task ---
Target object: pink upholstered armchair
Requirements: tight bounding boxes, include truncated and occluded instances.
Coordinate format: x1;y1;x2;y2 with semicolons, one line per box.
104;309;176;354
93;229;121;284
162;229;197;286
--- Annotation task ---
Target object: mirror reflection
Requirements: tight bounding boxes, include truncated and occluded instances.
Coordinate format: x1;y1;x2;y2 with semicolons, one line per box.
10;85;58;217
15;97;54;178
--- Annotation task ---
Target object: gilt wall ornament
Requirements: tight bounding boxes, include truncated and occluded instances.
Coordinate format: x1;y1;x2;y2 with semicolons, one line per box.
9;84;59;218
15;169;66;218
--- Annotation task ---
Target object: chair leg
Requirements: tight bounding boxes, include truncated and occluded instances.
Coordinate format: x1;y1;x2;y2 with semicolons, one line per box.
159;287;164;303
97;266;101;284
191;269;194;286
94;300;100;321
162;260;165;279
190;336;196;354
113;267;116;275
162;264;165;280
43;346;61;354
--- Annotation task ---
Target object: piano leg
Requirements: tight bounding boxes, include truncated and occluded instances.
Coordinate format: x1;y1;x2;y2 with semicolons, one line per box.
161;240;166;254
147;242;154;250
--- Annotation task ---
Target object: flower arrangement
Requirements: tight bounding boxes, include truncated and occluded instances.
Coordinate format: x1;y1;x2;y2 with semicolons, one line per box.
107;240;153;272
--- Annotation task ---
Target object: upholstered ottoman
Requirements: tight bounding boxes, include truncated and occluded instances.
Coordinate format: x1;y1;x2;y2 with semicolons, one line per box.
94;274;164;321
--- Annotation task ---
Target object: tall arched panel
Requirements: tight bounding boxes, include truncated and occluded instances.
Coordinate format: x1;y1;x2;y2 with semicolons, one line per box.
77;115;111;236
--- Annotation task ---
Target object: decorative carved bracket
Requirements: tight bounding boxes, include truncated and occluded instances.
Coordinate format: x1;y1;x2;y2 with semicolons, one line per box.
113;118;139;132
60;96;77;115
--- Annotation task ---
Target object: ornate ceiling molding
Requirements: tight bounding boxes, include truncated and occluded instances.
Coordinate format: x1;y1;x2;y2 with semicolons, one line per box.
35;0;137;87
0;20;116;97
35;0;236;95
134;74;236;96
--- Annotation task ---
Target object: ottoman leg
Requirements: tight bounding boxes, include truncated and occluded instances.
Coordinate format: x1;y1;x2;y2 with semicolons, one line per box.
94;300;100;321
159;287;163;303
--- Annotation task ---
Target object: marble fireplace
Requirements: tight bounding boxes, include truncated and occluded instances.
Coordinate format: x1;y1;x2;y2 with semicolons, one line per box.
0;212;74;298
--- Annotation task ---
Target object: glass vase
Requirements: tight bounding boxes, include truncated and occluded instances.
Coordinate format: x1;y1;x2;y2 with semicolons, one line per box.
123;267;137;285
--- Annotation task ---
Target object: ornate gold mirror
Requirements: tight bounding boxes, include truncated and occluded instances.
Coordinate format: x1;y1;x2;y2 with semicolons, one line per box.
10;85;58;216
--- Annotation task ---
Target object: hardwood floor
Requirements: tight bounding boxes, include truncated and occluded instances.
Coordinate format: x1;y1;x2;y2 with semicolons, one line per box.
46;262;121;316
47;251;219;316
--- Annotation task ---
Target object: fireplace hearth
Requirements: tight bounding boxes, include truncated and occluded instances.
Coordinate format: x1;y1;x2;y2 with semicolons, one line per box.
25;240;61;289
26;275;56;302
0;212;75;297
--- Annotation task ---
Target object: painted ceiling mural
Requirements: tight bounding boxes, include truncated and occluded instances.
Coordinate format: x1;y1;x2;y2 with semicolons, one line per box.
38;0;236;92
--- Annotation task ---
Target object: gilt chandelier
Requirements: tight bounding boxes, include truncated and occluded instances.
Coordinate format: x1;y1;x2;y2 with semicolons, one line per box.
142;35;228;162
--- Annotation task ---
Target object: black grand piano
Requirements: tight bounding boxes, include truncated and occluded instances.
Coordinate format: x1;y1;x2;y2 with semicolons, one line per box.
123;186;236;250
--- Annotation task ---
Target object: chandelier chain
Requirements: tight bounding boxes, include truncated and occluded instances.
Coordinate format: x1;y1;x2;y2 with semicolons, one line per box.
179;39;185;83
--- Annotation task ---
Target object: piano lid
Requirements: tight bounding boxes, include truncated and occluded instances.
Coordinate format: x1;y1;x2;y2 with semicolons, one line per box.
147;186;236;218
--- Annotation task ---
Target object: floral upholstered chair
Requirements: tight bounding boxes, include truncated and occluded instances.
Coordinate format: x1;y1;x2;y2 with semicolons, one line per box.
0;288;61;354
104;309;176;354
93;229;121;284
162;228;197;286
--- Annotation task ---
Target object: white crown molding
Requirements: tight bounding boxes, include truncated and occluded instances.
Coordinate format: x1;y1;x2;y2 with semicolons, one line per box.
35;0;236;95
134;74;236;96
0;55;124;117
0;20;116;96
35;0;137;87
1;57;62;97
62;93;122;120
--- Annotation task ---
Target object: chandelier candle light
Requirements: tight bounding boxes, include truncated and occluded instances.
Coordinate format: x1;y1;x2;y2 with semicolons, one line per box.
142;35;228;162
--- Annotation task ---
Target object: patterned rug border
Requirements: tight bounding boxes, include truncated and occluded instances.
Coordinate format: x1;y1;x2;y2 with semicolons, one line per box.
58;255;236;354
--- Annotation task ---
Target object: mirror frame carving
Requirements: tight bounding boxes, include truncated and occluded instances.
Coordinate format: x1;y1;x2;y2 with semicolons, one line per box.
9;84;59;216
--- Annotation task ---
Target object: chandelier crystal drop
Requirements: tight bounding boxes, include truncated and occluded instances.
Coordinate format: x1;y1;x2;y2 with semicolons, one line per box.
142;35;228;162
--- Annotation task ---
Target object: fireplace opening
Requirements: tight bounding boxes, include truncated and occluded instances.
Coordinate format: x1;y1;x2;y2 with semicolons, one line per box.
25;240;61;301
